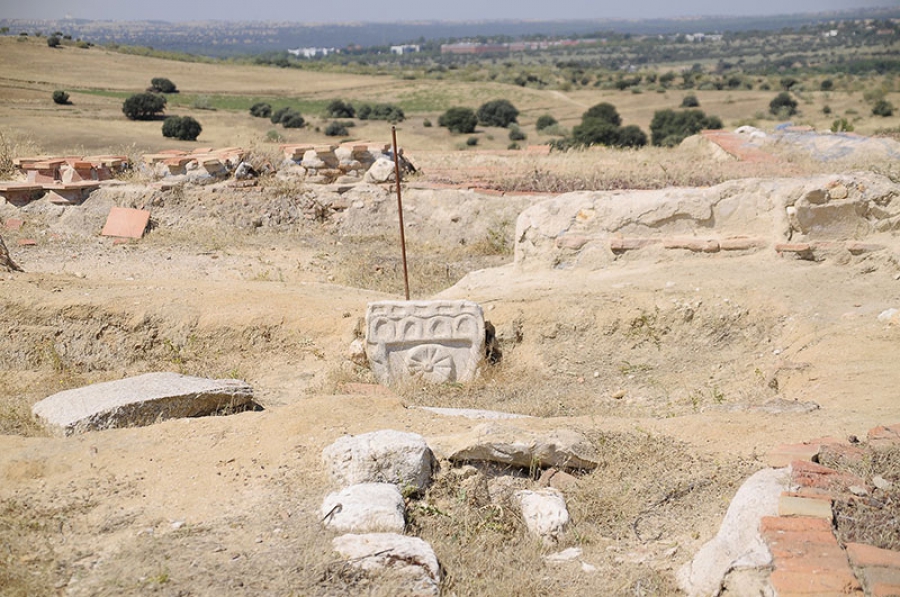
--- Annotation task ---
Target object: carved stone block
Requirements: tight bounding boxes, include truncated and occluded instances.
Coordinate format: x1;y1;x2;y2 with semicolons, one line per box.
365;300;484;385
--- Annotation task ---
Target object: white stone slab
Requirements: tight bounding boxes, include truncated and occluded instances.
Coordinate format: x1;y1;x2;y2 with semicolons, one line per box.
32;372;254;436
321;483;406;533
365;300;484;385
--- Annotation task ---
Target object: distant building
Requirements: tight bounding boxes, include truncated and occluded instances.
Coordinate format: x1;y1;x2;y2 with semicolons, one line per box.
390;44;420;55
288;47;338;58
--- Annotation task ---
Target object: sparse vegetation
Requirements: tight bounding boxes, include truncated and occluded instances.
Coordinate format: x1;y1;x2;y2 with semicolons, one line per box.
324;120;350;136
681;94;700;108
270;106;305;128
357;102;405;123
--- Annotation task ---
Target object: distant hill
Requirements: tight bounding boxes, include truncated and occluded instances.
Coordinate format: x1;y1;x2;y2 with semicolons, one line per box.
2;8;897;58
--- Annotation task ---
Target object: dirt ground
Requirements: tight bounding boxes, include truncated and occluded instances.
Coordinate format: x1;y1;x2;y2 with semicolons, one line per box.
2;163;900;596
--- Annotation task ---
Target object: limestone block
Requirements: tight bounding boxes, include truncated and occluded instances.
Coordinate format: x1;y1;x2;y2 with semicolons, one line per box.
515;488;569;540
322;429;436;494
432;423;599;471
365;300;484;385
364;157;397;184
677;467;789;597
321;483;406;533
332;533;441;597
32;372;254;436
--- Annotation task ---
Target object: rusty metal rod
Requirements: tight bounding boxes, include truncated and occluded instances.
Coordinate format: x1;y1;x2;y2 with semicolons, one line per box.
391;126;411;300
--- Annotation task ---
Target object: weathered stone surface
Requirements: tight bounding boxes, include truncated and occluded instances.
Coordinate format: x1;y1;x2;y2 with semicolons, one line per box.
364;157;397;184
677;467;789;597
413;406;530;420
515;488;569;541
32;372;254;436
321;483;405;533
512;173;898;271
433;423;599;471
322;430;436;494
366;300;484;385
332;533;441;597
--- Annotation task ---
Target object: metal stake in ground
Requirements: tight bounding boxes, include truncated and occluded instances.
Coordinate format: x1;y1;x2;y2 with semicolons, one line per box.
391;126;411;300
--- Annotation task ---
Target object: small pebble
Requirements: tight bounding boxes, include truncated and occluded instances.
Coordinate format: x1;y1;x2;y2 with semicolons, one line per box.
873;476;893;491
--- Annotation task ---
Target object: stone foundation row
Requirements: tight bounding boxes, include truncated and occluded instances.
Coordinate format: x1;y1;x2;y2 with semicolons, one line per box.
554;235;889;258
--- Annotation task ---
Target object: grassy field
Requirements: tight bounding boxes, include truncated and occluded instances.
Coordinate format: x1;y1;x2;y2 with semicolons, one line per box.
0;36;897;157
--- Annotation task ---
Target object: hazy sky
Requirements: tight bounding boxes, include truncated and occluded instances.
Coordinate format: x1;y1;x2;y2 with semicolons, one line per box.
3;0;897;22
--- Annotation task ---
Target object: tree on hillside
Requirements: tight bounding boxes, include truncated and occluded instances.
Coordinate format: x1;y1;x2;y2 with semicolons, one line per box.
439;107;478;134
150;77;178;93
581;102;622;127
872;99;894;117
249;102;272;118
477;99;519;128
326;100;356;119
122;92;166;120
162;115;202;141
535;114;558;131
46;35;60;48
52;90;70;105
769;92;798;118
649;108;722;147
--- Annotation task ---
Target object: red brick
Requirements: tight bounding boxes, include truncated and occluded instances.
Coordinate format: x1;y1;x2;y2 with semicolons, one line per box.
792;460;865;492
100;207;150;239
846;543;900;569
17;238;36;246
3;218;23;230
609;237;658;252
770;568;862;593
761;516;833;534
868;425;900;446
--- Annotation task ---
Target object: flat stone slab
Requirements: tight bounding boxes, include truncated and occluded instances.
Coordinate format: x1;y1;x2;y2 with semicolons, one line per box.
32;372;254;436
332;533;441;596
431;423;599;471
413;406;530;420
365;300;484;385
321;483;406;533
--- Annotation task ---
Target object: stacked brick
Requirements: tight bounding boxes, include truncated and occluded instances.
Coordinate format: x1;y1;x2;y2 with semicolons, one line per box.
763;424;900;596
0;155;124;206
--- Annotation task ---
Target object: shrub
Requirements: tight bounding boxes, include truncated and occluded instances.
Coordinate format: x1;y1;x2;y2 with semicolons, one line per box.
466;136;479;146
122;92;166;120
872;100;894;117
832;118;854;133
46;35;60;48
821;79;834;91
508;126;527;141
281;114;305;128
823;105;832;115
617;124;649;148
681;94;700;108
769;92;798;117
649;108;722;147
423;119;432;127
572;120;621;146
535;114;557;131
249;102;272;118
582;102;622;127
161;115;202;141
270;106;304;128
324;121;349;136
780;77;799;91
357;103;405;123
326;100;355;119
265;129;284;142
439;107;478;134
476;99;519;128
52;90;70;105
150;77;178;93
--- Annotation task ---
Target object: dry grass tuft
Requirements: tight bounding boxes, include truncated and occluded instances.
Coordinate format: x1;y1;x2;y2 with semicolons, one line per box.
830;444;900;552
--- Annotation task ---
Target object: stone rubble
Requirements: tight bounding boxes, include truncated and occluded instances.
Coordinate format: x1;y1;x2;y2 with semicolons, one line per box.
321;483;406;533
